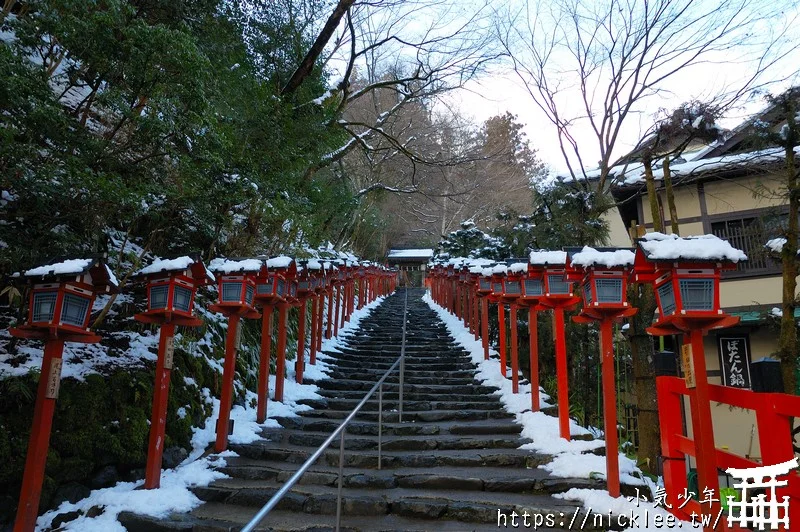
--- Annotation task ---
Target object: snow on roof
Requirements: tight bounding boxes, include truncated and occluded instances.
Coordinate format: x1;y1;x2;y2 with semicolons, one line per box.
618;146;798;186
305;259;323;270
136;256;195;276
571;247;635;268
639;233;747;262
387;248;435;259
492;264;508;274
481;267;495;277
509;262;529;273
266;256;293;269
208;257;263;273
529;250;567;266
25;258;94;277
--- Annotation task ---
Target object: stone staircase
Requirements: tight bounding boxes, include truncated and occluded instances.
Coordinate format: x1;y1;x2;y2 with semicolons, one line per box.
122;288;614;531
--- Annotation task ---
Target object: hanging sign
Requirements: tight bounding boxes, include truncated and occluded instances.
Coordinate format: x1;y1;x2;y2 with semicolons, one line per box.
45;358;63;399
681;344;696;389
717;335;752;389
164;336;175;370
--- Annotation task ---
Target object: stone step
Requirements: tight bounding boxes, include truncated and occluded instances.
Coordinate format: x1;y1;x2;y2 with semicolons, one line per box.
216;458;603;496
182;503;577;531
228;444;551;470
257;427;526;452
303;397;505;413
314;379;499;395
273;417;521;436
314;389;501;403
298;408;514;423
321;373;481;387
322;359;475;372
318;368;477;379
189;481;608;530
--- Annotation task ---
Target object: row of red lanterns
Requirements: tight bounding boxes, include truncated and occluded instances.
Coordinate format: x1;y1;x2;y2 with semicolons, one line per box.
9;254;396;531
428;235;743;502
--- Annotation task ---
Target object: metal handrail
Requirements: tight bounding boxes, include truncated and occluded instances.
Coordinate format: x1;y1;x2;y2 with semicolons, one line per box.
241;289;408;532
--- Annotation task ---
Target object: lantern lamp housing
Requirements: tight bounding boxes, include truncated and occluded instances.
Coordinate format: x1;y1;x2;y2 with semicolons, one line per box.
131;256;212;325
16;257;119;341
631;234;745;333
544;269;573;296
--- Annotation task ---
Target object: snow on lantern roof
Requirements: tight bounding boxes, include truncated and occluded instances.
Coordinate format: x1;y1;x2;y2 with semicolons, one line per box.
638;233;747;262
528;250;568;266
466;258;494;274
508;262;529;274
23;257;119;291
571;247;635;268
480;267;495;277
491;264;508;274
135;256;195;276
25;258;94;277
387;248;435;259
209;257;264;273
266;256;293;269
305;259;323;271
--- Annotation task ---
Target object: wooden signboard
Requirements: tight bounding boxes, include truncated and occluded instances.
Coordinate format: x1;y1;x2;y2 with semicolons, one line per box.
164;336;175;370
717;335;752;389
45;358;63;399
681;344;696;389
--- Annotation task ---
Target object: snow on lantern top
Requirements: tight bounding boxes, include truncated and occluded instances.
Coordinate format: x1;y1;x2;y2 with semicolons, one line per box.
528;250;568;266
208;257;263;316
638;233;747;263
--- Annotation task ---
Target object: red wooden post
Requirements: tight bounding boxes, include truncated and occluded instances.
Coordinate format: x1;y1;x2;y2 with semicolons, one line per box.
274;303;289;402
14;340;65;532
333;284;341;337
309;296;318;365
358;277;365;309
144;323;177;489
599;318;620;497
686;329;723;528
554;307;570;441
325;287;333;339
657;377;691;519
481;297;490;360
529;307;539;411
215;314;241;452
317;292;325;351
256;306;272;423
497;302;507;377
510;304;519;393
295;299;307;383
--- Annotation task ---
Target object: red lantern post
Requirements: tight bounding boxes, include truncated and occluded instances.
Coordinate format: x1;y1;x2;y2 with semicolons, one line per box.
500;261;527;393
252;259;289;423
11;258;117;531
208;258;262;452
294;261;319;383
516;263;545;411
531;250;581;441
566;247;637;498
489;266;509;377
269;258;298;403
633;234;744;527
475;265;494;360
132;256;212;489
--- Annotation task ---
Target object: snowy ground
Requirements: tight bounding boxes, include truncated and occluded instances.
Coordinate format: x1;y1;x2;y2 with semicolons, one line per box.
34;297;385;532
423;293;681;531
